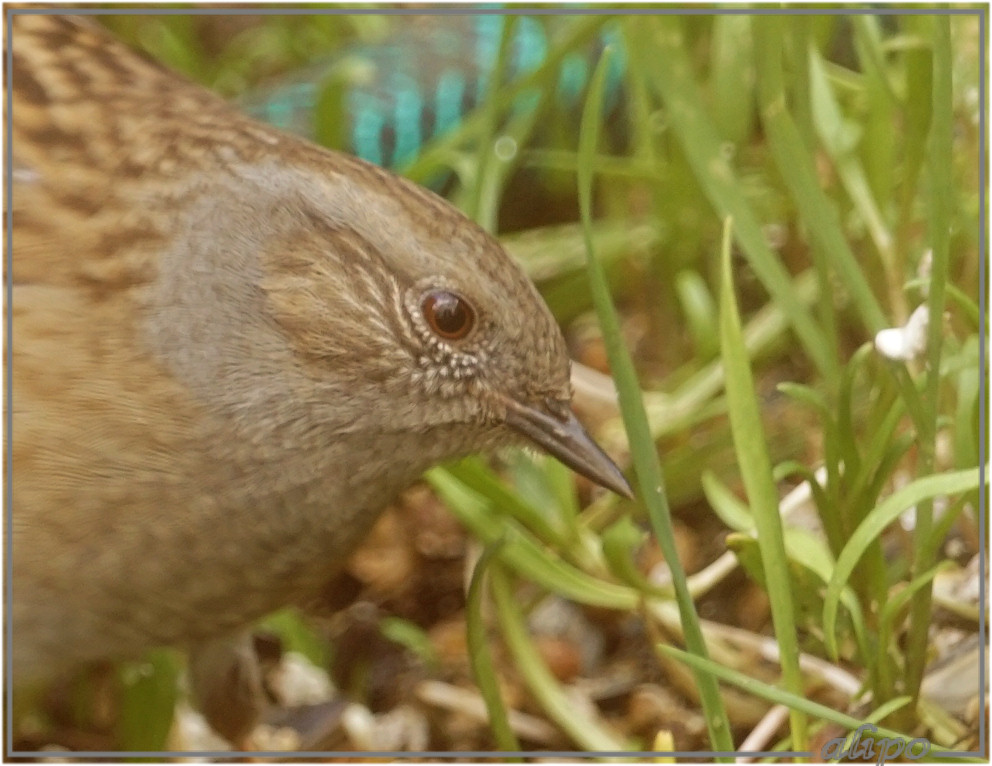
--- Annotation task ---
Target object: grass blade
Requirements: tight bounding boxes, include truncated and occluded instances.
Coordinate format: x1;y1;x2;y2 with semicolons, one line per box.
823;465;984;658
658;645;970;760
466;542;521;754
490;565;629;752
904;14;955;709
718;217;808;750
626;16;835;378
752;15;887;339
578;46;733;755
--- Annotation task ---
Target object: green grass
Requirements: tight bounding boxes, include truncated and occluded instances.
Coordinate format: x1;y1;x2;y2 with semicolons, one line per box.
93;9;984;757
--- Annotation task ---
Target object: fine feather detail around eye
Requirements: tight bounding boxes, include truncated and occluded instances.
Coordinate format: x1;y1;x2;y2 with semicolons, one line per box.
421;290;475;340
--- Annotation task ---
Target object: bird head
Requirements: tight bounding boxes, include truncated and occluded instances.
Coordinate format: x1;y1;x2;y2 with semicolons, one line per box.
251;152;632;497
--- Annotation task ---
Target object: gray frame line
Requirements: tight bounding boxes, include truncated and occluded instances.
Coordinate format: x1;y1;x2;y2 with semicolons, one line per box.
4;4;987;761
978;2;988;759
5;6;14;757
6;6;986;15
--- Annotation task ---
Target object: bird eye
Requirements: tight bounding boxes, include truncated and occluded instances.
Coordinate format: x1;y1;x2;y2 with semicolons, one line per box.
421;290;475;341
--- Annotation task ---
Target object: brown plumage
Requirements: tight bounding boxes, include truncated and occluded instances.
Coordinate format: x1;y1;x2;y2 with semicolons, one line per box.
8;12;629;741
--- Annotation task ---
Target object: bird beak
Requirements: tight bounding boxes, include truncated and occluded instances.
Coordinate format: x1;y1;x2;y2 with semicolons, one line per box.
502;397;633;499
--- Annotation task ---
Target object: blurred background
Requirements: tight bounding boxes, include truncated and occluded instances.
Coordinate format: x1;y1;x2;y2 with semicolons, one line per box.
17;8;984;757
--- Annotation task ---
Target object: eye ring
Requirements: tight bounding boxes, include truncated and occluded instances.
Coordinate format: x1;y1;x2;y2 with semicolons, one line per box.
421;290;475;341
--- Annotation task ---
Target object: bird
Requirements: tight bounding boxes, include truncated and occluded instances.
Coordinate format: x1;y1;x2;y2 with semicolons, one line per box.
7;12;630;744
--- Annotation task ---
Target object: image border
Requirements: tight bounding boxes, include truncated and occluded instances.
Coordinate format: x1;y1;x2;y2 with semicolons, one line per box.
4;3;987;760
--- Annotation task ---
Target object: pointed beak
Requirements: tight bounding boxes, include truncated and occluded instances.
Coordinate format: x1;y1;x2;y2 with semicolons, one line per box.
502;397;633;498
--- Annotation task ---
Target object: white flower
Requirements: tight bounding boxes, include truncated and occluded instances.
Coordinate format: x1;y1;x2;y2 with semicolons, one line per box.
875;304;930;361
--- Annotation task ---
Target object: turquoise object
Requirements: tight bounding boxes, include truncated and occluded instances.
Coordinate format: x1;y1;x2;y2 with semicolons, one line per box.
241;16;626;170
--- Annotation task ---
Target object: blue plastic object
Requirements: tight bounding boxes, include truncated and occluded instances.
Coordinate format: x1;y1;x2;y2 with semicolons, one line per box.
241;16;626;169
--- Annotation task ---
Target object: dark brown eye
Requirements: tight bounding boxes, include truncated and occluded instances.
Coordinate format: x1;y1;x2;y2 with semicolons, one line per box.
422;290;475;340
